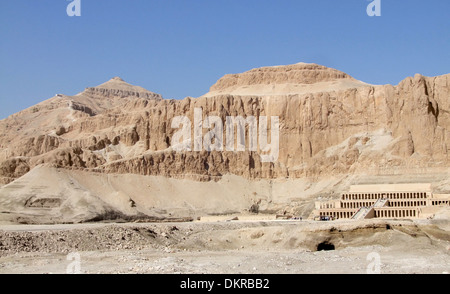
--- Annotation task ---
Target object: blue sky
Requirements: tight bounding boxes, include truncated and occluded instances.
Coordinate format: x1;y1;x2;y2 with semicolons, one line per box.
0;0;449;119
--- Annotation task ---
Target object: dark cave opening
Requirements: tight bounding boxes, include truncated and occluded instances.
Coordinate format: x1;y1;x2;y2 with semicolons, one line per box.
317;241;335;251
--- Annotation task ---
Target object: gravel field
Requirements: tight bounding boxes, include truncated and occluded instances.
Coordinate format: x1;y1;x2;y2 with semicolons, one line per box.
1;218;449;274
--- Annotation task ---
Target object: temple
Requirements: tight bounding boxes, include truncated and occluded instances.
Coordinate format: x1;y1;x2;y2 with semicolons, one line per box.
311;184;450;220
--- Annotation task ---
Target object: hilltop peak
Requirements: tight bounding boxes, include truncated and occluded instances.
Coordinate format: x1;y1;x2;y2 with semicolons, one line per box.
82;77;163;100
110;76;125;82
203;62;369;97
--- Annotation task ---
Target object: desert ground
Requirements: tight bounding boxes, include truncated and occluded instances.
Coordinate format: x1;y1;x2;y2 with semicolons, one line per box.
1;214;449;274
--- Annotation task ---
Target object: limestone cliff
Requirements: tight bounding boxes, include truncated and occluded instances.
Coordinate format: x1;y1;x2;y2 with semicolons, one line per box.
0;63;449;185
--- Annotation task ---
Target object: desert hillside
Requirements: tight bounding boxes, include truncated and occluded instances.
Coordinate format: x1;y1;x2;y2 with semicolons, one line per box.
0;63;449;224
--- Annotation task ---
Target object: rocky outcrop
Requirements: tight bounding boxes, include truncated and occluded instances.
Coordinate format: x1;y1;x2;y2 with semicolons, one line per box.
69;101;96;116
83;77;162;100
210;63;353;91
103;150;276;181
83;86;162;100
21;135;61;157
0;64;449;184
0;158;30;185
30;147;106;170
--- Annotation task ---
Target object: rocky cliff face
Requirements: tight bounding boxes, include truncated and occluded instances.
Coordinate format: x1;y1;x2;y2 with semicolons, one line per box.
0;63;449;185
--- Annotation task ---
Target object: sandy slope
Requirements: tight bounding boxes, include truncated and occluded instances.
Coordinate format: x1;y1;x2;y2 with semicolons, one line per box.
0;165;355;224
